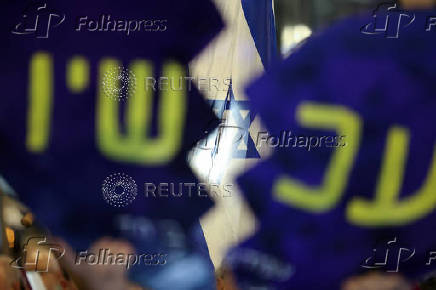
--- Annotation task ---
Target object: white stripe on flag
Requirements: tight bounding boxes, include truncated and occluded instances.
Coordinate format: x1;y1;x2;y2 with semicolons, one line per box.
189;0;273;268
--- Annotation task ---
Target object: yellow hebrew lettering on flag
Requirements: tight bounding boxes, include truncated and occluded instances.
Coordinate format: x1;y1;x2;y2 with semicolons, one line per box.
67;56;89;93
26;52;53;153
347;127;436;226
274;102;362;213
97;59;186;165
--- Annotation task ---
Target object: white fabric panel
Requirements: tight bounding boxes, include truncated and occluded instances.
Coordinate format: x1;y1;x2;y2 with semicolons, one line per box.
189;0;271;268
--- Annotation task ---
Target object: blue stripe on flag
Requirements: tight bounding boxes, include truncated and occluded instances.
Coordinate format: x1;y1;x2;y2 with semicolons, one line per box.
241;0;278;69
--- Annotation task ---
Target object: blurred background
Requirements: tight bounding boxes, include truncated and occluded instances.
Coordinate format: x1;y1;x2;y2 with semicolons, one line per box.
4;0;434;289
275;0;383;56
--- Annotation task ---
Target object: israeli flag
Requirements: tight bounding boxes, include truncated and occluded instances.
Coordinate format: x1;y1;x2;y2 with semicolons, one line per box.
189;0;277;268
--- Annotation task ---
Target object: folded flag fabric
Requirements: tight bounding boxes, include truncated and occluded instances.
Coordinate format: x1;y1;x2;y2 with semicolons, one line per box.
0;1;222;288
231;8;436;289
189;0;277;268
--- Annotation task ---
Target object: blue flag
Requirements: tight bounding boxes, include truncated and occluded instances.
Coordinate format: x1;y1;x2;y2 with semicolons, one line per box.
230;7;436;289
0;1;223;288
